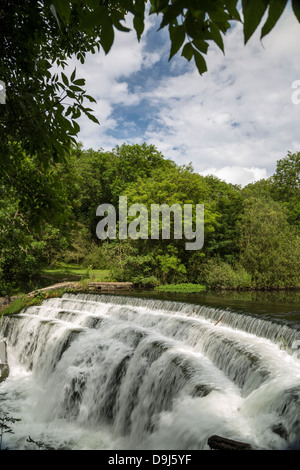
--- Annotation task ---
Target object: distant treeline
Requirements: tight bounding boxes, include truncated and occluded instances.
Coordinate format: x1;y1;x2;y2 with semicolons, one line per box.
0;143;299;294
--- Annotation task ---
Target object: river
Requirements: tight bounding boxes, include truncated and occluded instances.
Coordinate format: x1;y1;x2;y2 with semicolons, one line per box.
0;290;299;450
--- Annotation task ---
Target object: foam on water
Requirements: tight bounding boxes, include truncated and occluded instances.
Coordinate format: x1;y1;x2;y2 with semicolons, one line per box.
1;293;300;450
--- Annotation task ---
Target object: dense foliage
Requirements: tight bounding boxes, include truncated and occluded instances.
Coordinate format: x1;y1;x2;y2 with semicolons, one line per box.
0;143;299;294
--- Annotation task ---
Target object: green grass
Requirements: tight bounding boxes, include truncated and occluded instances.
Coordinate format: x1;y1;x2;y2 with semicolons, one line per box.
1;287;75;316
42;262;111;284
1;296;42;315
154;283;206;293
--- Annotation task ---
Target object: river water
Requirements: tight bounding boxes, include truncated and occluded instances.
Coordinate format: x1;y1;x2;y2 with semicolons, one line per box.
0;290;299;450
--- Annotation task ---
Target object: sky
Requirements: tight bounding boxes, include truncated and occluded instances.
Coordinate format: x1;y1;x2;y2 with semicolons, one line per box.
69;3;300;187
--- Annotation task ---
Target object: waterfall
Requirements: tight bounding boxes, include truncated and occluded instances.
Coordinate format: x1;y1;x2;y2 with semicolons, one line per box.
0;293;300;450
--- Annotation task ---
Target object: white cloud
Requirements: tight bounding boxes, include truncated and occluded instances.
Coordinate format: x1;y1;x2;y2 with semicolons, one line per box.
200;166;268;187
73;6;300;183
142;9;300;181
65;13;161;150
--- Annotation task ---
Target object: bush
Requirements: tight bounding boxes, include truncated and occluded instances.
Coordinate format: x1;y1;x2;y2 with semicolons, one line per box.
81;244;111;270
60;225;92;265
200;258;252;289
238;197;300;288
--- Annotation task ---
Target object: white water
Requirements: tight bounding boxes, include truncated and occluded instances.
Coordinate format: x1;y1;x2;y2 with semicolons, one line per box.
1;293;300;450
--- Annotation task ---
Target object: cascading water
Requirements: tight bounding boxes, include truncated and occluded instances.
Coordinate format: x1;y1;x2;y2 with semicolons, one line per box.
0;292;300;450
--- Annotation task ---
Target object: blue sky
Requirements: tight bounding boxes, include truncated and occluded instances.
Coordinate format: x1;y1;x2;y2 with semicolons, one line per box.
71;4;300;186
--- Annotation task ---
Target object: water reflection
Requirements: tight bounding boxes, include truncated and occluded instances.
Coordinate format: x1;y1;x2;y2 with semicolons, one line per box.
110;289;300;326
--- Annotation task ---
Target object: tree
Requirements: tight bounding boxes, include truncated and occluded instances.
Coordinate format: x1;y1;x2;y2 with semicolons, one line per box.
271;151;300;229
242;178;274;200
71;143;172;236
102;162;218;285
0;146;75;296
1;0;299;166
201;175;243;263
238;197;300;288
124;163;218;248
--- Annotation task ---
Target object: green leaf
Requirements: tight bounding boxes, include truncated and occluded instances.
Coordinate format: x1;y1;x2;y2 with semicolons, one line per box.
84;95;97;103
69;85;83;92
71;68;76;82
242;0;269;44
101;17;114;54
72;120;80;134
111;10;131;32
117;0;135;11
192;39;209;55
73;78;85;86
66;90;76;99
55;0;71;24
135;0;146;16
225;0;241;21
184;12;203;39
210;21;225;53
193;49;207;75
80;5;107;30
169;24;185;61
159;3;184;30
133;0;145;39
292;0;300;22
209;8;231;26
261;0;288;39
61;72;69;86
133;16;145;41
181;42;194;61
85;110;100;124
151;0;169;12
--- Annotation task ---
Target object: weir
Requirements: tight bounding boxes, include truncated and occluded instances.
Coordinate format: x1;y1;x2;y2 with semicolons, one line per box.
0;293;300;450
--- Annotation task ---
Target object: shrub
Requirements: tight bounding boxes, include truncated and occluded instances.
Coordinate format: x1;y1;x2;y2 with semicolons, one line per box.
200;258;252;289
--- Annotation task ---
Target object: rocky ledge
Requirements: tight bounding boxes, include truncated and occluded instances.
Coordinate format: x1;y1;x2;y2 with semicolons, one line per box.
27;281;133;297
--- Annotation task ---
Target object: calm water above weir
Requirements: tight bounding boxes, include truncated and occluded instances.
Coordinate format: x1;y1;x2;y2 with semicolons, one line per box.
0;290;299;450
127;288;300;324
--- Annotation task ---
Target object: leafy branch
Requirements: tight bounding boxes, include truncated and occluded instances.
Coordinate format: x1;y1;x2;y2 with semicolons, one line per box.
0;412;21;450
27;435;56;450
1;0;300;173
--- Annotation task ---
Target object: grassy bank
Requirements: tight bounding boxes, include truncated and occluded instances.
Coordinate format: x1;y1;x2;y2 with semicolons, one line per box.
1;287;76;316
42;263;111;284
155;283;206;293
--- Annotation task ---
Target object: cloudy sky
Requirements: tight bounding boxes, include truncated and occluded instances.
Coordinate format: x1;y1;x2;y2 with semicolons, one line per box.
70;4;300;186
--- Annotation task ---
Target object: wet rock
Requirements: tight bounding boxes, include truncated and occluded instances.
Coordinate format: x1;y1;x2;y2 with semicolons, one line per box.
272;423;289;441
208;435;253;450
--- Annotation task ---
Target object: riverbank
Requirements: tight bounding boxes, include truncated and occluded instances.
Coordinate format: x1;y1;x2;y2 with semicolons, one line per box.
0;281;133;316
28;280;134;296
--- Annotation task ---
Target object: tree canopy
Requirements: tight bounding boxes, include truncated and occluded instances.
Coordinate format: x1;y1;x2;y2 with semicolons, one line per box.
60;146;300;289
0;143;299;294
